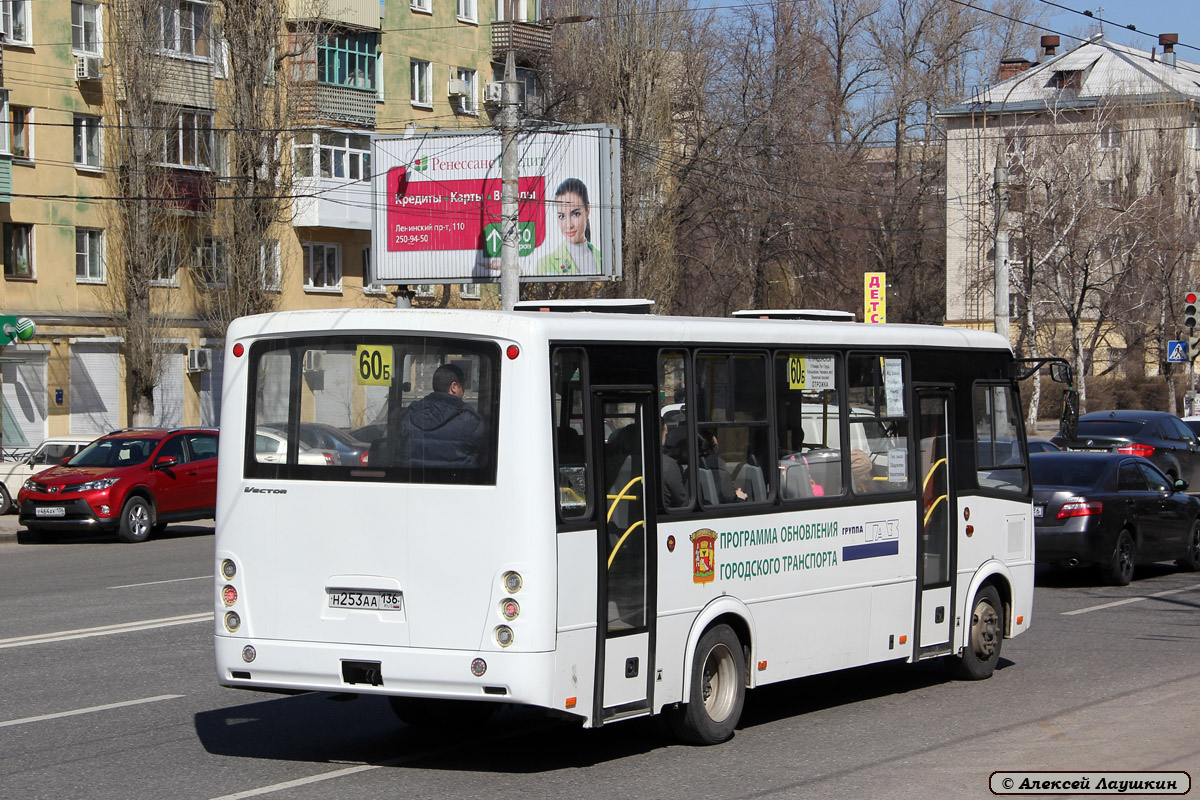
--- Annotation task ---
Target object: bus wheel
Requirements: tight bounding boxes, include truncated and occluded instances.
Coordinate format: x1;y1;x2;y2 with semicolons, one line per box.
947;585;1003;681
387;696;495;729
667;624;745;745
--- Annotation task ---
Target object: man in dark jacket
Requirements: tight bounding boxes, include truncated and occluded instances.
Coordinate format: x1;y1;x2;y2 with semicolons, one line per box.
400;363;484;469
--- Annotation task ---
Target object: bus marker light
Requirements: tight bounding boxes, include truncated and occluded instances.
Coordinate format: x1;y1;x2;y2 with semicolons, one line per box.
899;635;907;645
224;611;241;632
1016;615;1024;625
502;571;522;593
222;585;238;606
506;345;520;360
666;535;675;552
233;343;244;357
757;661;767;671
242;645;256;663
965;525;974;537
495;626;514;647
963;507;970;520
565;697;577;709
221;559;237;579
471;658;487;676
501;599;520;620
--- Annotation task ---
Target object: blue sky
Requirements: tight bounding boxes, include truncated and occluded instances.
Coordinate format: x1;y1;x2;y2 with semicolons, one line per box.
1042;1;1200;58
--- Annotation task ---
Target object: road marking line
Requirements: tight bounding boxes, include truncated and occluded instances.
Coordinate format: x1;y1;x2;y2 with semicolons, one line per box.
211;764;383;799
0;694;184;728
111;575;213;589
1062;583;1200;615
0;612;213;648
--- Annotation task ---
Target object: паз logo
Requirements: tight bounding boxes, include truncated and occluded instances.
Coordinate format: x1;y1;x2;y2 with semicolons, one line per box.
690;528;716;584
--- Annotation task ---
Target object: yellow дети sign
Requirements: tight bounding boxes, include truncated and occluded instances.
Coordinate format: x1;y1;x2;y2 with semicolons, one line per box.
355;345;393;386
864;272;886;323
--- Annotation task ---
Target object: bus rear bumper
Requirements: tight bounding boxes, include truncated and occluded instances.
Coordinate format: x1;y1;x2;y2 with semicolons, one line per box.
214;635;559;708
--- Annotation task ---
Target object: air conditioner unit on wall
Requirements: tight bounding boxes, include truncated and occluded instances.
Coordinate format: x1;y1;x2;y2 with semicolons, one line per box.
186;347;213;373
75;56;103;83
303;350;325;373
447;78;470;99
484;82;504;105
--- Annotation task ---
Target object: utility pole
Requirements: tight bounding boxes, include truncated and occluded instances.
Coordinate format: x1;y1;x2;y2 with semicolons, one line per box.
498;0;520;311
994;164;1010;343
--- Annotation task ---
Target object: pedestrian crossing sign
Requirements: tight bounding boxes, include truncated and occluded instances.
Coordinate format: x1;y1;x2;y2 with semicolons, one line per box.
1168;340;1187;363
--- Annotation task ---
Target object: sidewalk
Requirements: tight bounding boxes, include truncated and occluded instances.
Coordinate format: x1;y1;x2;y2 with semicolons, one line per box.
0;514;215;539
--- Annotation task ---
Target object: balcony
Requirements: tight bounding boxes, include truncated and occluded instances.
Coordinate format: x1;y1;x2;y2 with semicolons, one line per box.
491;21;552;65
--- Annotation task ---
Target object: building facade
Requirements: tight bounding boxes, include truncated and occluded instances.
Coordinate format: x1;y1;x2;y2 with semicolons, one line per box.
0;0;548;448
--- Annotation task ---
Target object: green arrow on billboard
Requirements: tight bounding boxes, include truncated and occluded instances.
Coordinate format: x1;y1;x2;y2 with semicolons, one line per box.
0;316;35;345
483;223;536;258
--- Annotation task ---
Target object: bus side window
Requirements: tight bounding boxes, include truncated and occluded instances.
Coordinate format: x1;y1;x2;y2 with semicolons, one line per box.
696;351;771;505
775;352;840;500
659;350;692;511
554;349;590;520
846;354;912;495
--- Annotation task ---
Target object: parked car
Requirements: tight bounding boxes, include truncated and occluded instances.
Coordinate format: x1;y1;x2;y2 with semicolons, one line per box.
263;421;369;466
0;434;96;514
1027;437;1062;454
1182;416;1200;440
254;428;339;466
1052;410;1200;488
17;428;219;543
1031;451;1200;585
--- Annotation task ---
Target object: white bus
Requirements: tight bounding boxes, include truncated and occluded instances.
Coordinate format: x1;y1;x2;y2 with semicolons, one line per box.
214;306;1071;743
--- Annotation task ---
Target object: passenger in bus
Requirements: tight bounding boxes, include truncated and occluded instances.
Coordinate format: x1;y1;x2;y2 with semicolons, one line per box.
698;430;746;503
851;449;880;492
661;423;687;507
399;363;485;469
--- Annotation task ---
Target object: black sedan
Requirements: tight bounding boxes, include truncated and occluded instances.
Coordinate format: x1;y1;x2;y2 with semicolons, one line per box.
1052;409;1200;488
1031;452;1200;585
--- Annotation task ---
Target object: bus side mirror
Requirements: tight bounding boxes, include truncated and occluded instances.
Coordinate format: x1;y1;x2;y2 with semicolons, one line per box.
1050;362;1071;384
1060;388;1079;441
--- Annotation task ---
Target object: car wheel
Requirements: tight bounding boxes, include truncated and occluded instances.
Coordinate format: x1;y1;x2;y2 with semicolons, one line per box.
1104;529;1136;586
386;697;495;728
946;585;1003;680
118;497;155;543
1177;519;1200;572
666;623;746;745
0;484;11;515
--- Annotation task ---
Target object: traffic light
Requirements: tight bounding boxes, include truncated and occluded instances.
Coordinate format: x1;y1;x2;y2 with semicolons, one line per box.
1186;291;1199;330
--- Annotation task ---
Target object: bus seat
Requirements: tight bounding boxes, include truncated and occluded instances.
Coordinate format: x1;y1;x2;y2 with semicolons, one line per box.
697;467;718;506
738;464;767;501
782;461;814;500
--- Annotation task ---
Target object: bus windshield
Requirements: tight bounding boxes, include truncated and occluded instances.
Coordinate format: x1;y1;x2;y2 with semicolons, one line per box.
246;335;501;484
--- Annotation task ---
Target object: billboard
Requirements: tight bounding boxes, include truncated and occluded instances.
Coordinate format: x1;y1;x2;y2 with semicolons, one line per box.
372;125;622;284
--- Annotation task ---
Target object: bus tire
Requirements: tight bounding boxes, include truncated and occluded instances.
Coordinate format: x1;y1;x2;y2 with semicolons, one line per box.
946;585;1003;681
667;624;745;745
117;497;154;543
387;696;495;729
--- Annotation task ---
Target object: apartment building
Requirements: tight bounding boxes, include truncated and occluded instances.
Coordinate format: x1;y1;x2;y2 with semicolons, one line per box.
0;0;548;448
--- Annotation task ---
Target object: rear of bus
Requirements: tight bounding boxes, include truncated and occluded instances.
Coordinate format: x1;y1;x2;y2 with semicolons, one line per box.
213;310;564;716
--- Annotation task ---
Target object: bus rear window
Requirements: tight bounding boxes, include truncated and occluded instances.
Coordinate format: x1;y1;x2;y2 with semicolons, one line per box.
245;336;500;484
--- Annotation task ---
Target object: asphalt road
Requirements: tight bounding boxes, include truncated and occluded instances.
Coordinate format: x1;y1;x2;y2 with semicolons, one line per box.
1;519;1198;800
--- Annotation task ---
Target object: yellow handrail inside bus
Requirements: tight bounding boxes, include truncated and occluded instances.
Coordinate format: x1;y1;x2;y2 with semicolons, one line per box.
922;457;946;494
924;494;948;527
606;475;643;523
608;520;645;568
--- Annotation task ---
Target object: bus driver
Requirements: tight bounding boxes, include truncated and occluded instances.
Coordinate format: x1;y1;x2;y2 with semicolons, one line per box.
399;363;485;469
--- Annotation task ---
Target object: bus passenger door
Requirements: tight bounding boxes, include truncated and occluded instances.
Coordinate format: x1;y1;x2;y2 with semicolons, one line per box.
915;390;954;655
593;391;655;721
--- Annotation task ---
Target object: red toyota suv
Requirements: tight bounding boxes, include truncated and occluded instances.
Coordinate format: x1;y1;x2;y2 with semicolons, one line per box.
18;428;219;543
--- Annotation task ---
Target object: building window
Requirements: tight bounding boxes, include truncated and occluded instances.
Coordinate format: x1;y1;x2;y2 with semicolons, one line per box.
414;284;436;298
453;67;477;114
163;110;214;169
1099;125;1121;151
1190;118;1200;150
152;235;180;286
320;131;370;180
75;228;105;283
411;0;431;12
9;105;28;160
3;223;32;279
303;243;341;290
160;0;210;58
74;115;101;168
71;1;101;54
411;59;431;107
260;240;281;291
1098;179;1116;207
318;30;377;91
457;0;477;22
3;1;31;46
197;237;229;286
362;246;385;293
495;0;540;20
1052;69;1082;90
460;282;480;300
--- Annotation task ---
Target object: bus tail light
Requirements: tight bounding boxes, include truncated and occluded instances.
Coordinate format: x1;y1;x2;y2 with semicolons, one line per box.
222;585;238;606
1057;500;1102;519
500;598;520;620
221;559;237;579
224;611;241;632
502;571;522;593
495;626;514;647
